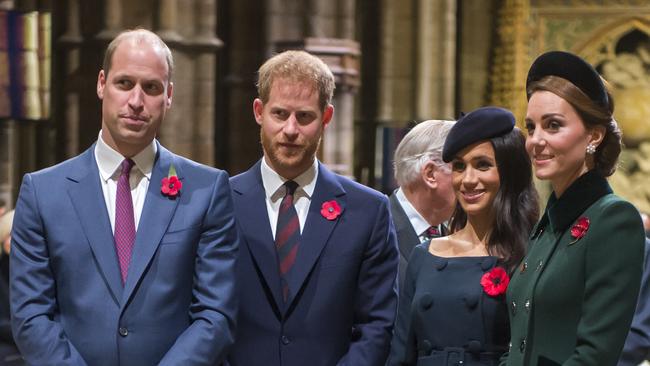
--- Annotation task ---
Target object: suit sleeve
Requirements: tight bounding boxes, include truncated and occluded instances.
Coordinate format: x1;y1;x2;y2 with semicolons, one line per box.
387;246;422;366
336;196;399;366
10;174;89;365
158;170;239;366
563;201;645;366
617;238;650;366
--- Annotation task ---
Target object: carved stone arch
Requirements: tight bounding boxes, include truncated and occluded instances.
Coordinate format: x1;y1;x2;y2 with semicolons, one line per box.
572;17;650;214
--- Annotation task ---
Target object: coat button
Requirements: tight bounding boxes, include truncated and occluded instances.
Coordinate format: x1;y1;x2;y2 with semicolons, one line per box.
520;338;526;352
511;301;517;316
419;293;434;310
520;261;528;273
118;327;128;337
281;335;290;345
525;299;531;312
536;260;543;271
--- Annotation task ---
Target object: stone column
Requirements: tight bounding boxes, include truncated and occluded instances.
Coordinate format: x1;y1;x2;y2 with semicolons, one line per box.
58;0;82;159
96;0;121;40
415;0;456;120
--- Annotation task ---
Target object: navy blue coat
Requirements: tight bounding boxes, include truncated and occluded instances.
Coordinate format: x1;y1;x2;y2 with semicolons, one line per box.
228;161;399;366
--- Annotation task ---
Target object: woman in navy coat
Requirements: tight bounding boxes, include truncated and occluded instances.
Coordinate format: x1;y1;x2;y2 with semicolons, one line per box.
388;107;539;366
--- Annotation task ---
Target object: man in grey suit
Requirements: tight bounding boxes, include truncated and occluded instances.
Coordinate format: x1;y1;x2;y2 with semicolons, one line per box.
389;120;456;287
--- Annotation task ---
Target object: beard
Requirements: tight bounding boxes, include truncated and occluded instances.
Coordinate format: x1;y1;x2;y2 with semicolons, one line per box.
260;128;322;178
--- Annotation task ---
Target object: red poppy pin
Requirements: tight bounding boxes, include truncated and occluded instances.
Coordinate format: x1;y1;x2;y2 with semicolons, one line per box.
320;200;342;221
161;163;182;198
480;267;509;297
569;216;590;244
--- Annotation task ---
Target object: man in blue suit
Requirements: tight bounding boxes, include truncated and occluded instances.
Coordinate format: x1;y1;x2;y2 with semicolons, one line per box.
10;29;238;365
228;50;399;365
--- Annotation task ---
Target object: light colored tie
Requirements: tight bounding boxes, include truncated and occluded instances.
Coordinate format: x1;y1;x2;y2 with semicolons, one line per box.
114;159;135;284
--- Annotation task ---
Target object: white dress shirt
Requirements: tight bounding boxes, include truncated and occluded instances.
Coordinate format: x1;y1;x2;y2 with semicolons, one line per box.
395;187;439;240
94;131;157;233
261;157;318;239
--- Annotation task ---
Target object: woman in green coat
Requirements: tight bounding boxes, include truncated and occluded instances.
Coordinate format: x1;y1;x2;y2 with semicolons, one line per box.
501;51;646;366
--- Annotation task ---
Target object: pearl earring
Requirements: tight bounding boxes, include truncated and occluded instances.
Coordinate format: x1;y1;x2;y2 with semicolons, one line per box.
586;143;596;155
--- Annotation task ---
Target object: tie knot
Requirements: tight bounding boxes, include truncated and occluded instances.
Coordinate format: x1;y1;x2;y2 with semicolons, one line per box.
121;159;135;176
284;180;299;196
426;226;440;237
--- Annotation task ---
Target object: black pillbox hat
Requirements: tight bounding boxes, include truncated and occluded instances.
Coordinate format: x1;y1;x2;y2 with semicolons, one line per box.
526;50;608;108
442;106;515;163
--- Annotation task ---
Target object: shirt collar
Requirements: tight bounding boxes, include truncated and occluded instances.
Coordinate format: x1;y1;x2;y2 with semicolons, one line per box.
261;157;319;201
395;187;431;236
95;130;157;182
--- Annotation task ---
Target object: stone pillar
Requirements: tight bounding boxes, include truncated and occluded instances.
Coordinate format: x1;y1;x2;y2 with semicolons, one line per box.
275;38;360;177
0;121;15;208
96;0;121;40
415;0;456;120
58;0;81;159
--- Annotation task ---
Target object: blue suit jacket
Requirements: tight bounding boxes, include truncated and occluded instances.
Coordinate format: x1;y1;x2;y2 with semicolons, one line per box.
10;143;239;366
227;161;399;366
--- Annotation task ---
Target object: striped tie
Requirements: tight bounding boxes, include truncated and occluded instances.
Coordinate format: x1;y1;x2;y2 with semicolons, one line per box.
275;180;300;302
114;159;135;284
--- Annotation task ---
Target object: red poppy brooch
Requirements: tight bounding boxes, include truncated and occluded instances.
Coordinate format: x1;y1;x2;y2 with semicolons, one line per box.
320;200;342;220
480;267;509;297
569;216;590;245
161;163;182;198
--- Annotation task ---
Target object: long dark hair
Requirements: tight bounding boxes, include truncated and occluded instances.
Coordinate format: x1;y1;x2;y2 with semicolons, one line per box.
448;128;539;270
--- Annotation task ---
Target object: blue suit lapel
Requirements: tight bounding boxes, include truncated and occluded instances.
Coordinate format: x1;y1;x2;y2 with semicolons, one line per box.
232;162;284;310
121;144;181;310
67;146;123;304
285;163;346;307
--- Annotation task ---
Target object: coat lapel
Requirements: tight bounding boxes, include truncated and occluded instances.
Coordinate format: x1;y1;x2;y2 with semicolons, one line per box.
121;144;180;309
232;162;284;310
67;146;123;304
285;163;346;308
389;192;420;260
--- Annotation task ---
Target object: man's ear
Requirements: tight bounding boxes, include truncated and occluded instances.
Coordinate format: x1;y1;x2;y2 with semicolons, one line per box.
165;82;173;108
97;70;106;100
322;104;334;127
253;98;264;126
422;161;438;189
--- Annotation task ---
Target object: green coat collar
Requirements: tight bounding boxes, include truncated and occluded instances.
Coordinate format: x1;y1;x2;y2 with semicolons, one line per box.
535;170;612;237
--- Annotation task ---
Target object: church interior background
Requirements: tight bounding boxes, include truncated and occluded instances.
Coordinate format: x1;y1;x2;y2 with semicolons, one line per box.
1;0;650;217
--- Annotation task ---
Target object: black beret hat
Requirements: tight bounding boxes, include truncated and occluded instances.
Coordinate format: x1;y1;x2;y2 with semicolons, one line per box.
526;50;608;108
442;106;515;162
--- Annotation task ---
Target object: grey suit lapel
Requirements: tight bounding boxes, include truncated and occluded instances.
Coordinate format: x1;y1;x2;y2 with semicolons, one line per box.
389;192;420;260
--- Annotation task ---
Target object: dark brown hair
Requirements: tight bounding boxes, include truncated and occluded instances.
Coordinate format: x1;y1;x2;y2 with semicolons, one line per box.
527;75;622;177
448;129;539;270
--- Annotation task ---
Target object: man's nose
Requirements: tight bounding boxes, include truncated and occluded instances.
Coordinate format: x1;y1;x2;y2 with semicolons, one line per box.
283;114;299;137
128;86;145;110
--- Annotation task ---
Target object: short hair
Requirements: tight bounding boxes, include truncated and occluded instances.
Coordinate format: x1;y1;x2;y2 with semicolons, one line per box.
0;209;14;244
393;120;455;187
257;50;335;111
528;75;621;177
102;29;174;82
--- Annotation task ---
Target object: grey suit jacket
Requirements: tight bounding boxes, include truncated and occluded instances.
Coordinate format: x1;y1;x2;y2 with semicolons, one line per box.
388;192;420;289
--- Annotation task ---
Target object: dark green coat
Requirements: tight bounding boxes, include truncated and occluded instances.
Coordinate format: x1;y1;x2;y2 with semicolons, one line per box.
501;171;645;366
